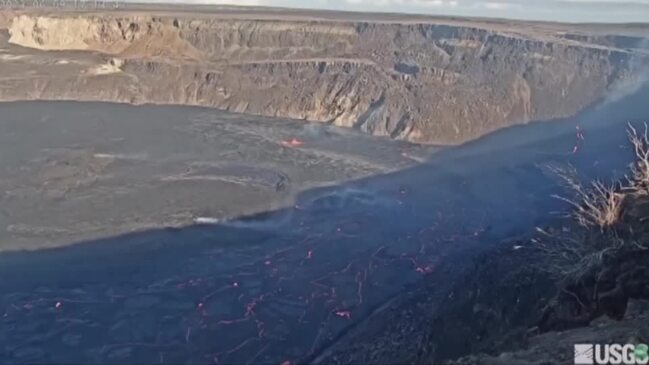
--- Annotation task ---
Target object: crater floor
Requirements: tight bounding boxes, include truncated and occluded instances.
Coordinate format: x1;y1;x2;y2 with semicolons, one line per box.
0;85;647;364
0;101;429;251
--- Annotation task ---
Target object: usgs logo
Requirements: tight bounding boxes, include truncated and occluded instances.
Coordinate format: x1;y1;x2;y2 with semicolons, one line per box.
575;344;649;365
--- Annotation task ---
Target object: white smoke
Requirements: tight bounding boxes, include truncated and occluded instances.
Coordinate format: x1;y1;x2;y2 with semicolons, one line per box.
602;38;649;105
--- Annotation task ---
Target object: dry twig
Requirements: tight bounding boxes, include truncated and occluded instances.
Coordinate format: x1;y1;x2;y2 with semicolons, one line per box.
627;123;649;192
548;165;623;230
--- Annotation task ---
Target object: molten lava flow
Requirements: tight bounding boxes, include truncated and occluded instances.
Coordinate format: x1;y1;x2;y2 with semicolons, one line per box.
334;310;352;319
572;124;586;154
280;138;304;148
2;185;491;364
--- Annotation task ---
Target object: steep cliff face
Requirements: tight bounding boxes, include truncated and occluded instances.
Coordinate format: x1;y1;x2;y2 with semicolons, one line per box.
2;10;647;144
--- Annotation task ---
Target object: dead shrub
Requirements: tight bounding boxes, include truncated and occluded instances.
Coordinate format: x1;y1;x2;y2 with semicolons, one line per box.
627;123;649;192
535;124;649;281
549;165;623;231
533;227;623;281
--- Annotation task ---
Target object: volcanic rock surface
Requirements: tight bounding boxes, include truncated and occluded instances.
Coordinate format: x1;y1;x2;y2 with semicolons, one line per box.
0;101;429;251
1;78;648;365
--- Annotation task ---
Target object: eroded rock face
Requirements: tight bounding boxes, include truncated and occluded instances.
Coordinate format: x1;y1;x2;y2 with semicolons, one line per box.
2;10;648;144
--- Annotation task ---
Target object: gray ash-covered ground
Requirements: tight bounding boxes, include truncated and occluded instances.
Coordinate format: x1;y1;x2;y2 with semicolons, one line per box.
0;101;429;251
1;86;648;364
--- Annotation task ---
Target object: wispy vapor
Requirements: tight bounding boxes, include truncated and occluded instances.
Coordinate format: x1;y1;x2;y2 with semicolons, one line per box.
604;40;649;105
